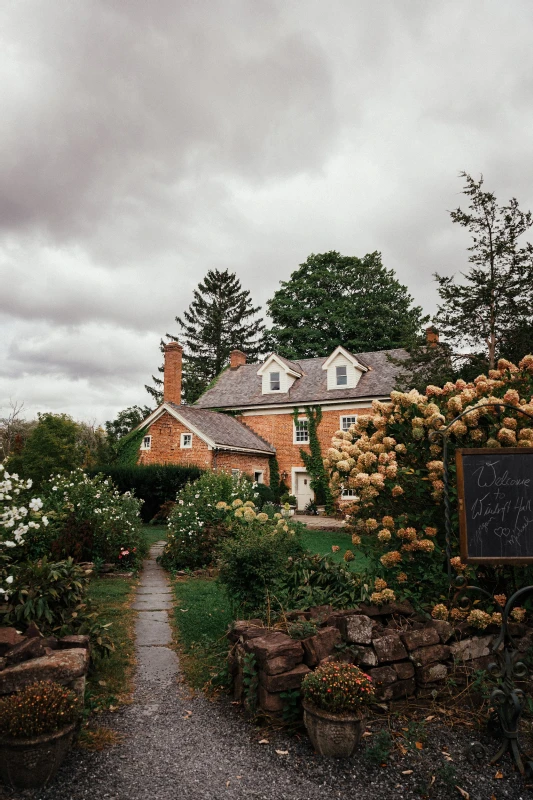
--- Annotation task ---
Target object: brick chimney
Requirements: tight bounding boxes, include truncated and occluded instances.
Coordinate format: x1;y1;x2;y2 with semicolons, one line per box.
163;341;183;404
230;349;246;369
426;326;439;347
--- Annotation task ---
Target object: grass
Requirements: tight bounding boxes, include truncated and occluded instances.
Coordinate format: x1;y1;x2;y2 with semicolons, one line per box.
300;527;370;572
172;578;232;690
85;575;138;713
142;523;167;548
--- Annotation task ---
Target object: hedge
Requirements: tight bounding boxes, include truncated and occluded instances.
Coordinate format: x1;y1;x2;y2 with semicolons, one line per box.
88;464;203;522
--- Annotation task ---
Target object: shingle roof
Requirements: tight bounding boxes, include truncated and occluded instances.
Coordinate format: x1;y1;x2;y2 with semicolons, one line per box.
167;403;275;454
195;349;408;409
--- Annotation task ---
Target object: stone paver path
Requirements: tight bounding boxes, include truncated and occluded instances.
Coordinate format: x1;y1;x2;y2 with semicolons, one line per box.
297;514;346;529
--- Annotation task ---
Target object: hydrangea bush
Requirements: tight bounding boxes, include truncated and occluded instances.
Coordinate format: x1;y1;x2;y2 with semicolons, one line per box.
0;464;49;597
325;356;533;610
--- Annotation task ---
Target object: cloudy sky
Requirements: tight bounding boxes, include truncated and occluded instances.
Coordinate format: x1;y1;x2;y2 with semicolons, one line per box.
2;1;533;425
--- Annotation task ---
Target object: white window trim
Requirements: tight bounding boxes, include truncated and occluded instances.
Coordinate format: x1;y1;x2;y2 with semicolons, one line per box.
254;471;264;484
336;365;348;386
180;432;193;449
340;487;358;498
340;415;358;432
231;469;241;478
269;371;281;391
293;418;309;445
140;435;152;450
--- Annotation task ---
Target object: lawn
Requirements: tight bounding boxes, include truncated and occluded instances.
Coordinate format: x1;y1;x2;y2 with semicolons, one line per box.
300;527;370;572
142;523;168;548
85;575;138;712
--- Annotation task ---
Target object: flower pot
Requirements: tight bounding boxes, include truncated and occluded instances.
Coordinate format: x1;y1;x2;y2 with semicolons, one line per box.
0;723;76;789
302;700;366;757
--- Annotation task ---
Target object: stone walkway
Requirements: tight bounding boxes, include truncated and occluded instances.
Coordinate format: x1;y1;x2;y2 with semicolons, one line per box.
297;514;347;530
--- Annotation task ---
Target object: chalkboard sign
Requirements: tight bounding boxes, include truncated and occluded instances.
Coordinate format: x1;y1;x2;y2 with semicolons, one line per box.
456;448;533;564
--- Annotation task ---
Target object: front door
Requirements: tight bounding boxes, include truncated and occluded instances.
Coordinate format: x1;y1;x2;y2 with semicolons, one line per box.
295;471;314;511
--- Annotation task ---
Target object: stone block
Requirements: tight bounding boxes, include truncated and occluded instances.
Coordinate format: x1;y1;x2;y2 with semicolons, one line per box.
372;634;408;663
258;685;284;713
302;627;341;667
247;632;303;675
0;658;6;671
368;666;397;686
380;677;416;701
227;620;264;643
42;637;58;650
25;622;44;639
430;619;454;643
401;627;440;651
341;615;373;645
0;649;89;696
410;644;450;667
0;628;23;656
450;636;492;663
58;635;90;650
308;605;334;621
259;663;310;693
325;609;359;629
415;662;448;684
351;646;378;668
359;601;414;617
5;637;45;666
393;661;415;680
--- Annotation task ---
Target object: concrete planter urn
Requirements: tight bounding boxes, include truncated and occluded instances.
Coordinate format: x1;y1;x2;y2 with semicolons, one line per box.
302;700;366;757
0;722;77;789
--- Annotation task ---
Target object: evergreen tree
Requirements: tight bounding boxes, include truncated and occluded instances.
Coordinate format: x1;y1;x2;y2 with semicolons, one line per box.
265;251;427;358
391;327;457;392
146;269;265;405
434;172;533;370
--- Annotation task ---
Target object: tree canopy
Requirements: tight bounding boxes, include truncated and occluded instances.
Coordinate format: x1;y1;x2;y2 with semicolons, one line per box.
434;172;533;370
147;269;265;405
265;251;427;359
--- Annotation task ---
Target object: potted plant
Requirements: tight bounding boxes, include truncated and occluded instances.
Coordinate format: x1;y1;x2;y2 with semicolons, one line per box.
301;662;374;757
280;494;297;516
0;681;81;789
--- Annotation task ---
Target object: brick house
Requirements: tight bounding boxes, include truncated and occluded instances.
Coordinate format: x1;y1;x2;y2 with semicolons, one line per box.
137;340;407;509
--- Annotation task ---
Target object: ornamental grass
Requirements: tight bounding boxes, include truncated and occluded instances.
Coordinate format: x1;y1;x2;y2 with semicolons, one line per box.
0;681;80;739
301;662;374;714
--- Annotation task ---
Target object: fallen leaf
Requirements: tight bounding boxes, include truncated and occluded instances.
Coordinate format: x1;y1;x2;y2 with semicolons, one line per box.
226;781;230;788
455;788;470;800
362;731;373;737
444;756;454;762
495;770;503;779
236;776;242;779
490;796;497;800
402;770;413;775
258;739;269;744
275;750;289;756
429;776;436;787
415;741;424;750
180;608;189;613
182;710;193;719
98;680;107;686
425;715;435;722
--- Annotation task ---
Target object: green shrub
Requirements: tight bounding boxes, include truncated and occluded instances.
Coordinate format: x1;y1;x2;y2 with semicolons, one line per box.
161;471;257;570
287;619;318;639
87;464;203;522
276;552;361;610
4;557;113;655
254;483;275;508
40;470;147;567
0;681;80;738
217;526;304;616
301;662;374;713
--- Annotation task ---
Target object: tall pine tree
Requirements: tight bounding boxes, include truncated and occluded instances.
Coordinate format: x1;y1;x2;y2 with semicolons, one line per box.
146;269;265;405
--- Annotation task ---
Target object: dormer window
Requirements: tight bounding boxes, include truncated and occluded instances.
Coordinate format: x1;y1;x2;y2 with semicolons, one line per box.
336;365;347;386
270;371;281;391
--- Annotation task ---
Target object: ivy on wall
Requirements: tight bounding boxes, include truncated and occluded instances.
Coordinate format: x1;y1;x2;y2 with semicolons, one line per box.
292;406;334;512
114;428;146;466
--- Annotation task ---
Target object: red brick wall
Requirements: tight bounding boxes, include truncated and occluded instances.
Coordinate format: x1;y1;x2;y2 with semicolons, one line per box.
240;407;368;490
215;451;271;483
138;412;212;469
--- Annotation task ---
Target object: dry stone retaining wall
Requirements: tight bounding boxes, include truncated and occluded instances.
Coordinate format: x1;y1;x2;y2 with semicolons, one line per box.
227;603;533;714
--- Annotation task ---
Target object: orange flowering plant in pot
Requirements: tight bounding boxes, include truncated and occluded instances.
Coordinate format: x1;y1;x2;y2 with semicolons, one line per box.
301;662;374;757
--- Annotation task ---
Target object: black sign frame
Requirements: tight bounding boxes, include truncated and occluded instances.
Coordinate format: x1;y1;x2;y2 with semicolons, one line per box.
456;447;533;565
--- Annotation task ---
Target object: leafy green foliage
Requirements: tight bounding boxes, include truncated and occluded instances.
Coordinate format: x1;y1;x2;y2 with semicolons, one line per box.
0;681;80;739
217;527;304;616
302;662;374;713
242;652;259;715
364;729;393;766
294;406;333;510
435;172;533;370
87;464;202;522
104;406;151;460
276;553;361;610
268;456;283;502
161;471;258;570
112;428;146;467
287;619;318;639
21;413;84;488
265;250;427;358
4;558;113;655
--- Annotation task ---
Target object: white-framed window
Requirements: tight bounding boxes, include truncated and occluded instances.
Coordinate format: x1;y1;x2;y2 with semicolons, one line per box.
341;487;358;498
231;469;240;478
270;371;281;391
180;432;193;449
336;365;348;386
254;471;264;484
293;418;309;444
140;435;151;450
340;415;357;432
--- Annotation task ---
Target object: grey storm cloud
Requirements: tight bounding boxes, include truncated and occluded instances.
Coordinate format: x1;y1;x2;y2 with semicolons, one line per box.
2;0;533;422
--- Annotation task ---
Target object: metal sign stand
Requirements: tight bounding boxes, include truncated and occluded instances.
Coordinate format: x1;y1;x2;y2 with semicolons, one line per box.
430;403;533;775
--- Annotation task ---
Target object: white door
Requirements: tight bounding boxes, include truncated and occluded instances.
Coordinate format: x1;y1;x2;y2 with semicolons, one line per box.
295;472;314;510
